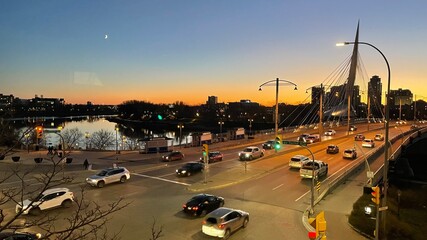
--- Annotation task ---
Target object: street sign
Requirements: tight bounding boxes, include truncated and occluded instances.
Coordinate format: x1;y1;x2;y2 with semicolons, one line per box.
282;140;307;146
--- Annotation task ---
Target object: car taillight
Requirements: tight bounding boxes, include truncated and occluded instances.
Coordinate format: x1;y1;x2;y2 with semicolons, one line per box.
202;220;206;225
218;223;225;229
192;206;198;211
182;204;186;208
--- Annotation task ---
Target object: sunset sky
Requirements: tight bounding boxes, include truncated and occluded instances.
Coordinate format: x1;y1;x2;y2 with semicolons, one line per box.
1;1;427;106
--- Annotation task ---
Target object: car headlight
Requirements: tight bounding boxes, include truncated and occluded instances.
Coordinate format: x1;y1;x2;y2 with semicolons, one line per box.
245;153;250;157
181;170;187;173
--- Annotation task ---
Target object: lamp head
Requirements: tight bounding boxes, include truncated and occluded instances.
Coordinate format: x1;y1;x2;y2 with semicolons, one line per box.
294;86;298;90
258;87;262;91
336;42;349;46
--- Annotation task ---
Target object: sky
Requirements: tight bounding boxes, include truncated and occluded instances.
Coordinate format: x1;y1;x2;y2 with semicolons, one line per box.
1;0;427;106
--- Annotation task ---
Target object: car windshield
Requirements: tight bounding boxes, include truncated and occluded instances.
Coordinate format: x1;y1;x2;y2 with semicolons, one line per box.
344;150;353;153
243;148;253;152
328;146;335;149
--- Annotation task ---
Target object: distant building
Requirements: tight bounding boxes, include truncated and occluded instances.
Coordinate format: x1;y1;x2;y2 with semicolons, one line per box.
206;96;218;106
389;88;413;106
368;75;383;117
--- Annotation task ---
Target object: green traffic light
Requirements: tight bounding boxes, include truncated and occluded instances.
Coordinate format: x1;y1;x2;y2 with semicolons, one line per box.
275;142;281;150
157;114;163;120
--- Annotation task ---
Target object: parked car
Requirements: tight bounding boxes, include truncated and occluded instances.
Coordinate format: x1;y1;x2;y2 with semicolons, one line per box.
306;134;320;144
349;125;357;131
182;194;224;216
299;160;328;179
374;134;384;141
262;140;276;150
238;146;264;161
289;155;310;169
326;144;339;154
176;162;204;177
202;207;249;239
200;151;223;163
343;148;357;159
354;134;365;141
161;151;184;162
15;188;74;215
324;129;336;136
362;139;375;148
0;232;41;240
86;167;130;188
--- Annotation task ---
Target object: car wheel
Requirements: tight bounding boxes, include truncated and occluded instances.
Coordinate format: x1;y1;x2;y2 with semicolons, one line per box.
61;199;72;208
220;201;224;207
120;176;127;183
223;229;231;240
242;217;249;228
200;209;208;216
249;156;253;160
29;207;41;216
97;181;105;188
187;172;191;177
261;153;264;157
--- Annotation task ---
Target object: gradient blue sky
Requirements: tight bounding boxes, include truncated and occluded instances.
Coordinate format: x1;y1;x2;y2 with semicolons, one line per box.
1;1;427;106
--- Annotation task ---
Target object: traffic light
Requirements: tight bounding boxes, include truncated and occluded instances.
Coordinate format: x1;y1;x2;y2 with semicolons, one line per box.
202;144;209;157
36;126;43;139
371;186;381;205
274;136;282;150
157;114;163;120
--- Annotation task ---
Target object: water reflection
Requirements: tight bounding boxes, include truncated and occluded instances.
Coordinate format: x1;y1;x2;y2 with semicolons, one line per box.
12;116;191;151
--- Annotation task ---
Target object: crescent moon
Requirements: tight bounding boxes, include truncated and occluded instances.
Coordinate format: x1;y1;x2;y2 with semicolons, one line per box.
105;34;108;39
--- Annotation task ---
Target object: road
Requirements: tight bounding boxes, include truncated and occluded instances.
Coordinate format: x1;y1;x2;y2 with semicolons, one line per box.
0;122;419;239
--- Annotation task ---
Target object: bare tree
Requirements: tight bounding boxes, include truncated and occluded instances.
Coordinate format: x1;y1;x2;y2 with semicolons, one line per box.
0;130;129;239
149;217;164;240
61;127;84;150
89;130;115;150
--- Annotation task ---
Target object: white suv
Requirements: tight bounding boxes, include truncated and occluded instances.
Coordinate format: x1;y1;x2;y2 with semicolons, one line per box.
289;155;310;169
86;167;130;188
16;188;74;215
238;147;264;161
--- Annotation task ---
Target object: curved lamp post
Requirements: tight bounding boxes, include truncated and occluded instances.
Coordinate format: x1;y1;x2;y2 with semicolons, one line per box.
259;78;298;138
305;84;329;141
337;41;391;239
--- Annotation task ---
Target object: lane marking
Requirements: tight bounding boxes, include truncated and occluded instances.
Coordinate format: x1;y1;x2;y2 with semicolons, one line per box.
272;183;284;191
132;173;190;186
295;190;310;202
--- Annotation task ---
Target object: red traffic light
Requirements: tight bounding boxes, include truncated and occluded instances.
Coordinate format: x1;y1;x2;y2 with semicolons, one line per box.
371;186;380;205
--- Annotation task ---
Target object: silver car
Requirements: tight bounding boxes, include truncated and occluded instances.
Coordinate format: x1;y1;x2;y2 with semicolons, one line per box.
86;167;130;188
202;207;249;239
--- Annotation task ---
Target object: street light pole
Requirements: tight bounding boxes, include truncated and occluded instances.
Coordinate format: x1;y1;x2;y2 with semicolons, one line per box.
218;121;224;142
177;123;184;148
115;124;119;154
259;78;298;138
337;41;391;238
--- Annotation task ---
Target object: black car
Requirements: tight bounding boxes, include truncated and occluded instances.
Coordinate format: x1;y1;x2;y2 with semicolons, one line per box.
176;162;204;177
262;140;276;150
199;151;223;163
326;145;339;154
0;232;41;240
182;194;224;216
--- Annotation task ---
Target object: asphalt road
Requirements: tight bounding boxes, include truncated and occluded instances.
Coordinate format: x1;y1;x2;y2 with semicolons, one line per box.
0;122;418;239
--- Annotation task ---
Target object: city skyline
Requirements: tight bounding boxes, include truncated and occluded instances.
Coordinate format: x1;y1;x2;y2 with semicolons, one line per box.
1;1;427;106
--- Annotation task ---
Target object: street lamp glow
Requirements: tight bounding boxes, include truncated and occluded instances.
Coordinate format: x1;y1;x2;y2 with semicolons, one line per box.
335;42;348;46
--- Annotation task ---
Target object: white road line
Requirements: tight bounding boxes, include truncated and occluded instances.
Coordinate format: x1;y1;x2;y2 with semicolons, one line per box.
295;190;310;202
132;173;190;186
272;184;284;191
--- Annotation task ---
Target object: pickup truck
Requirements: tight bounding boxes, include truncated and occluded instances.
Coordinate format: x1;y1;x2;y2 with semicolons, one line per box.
238;146;264;161
299;160;328;179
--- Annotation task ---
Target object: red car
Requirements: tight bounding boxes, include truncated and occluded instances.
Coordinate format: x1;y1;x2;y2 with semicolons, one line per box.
354;134;365;141
200;151;223;163
161;151;184;162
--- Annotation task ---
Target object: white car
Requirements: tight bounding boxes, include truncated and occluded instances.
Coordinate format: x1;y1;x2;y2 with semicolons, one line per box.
86;167;131;188
324;129;336;136
16;188;74;215
374;134;384;141
362;139;375;148
289;155;310;169
238;146;264;161
202;207;249;239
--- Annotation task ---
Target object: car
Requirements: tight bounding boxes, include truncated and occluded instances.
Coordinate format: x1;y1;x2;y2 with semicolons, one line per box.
297;134;310;142
411;124;419;129
354;134;365;141
343;148;357;159
374;134;384;141
324;129;336;136
182;194;224;216
262;140;276;150
176;162;204;177
299;160;328;179
202;207;249;239
349;125;357;131
306;134;320;144
15;188;74;215
362;139;375;148
0;232;41;240
200;151;223;163
289;155;310;169
326;144;339;154
238;146;264;161
161;151;184;162
86;167;130;188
